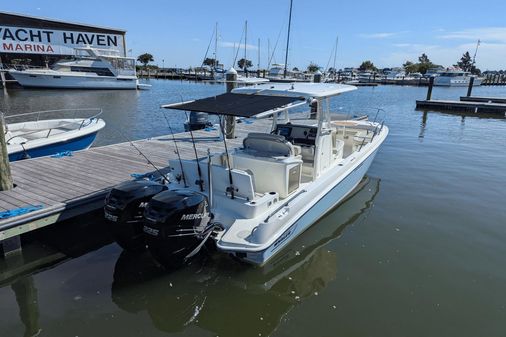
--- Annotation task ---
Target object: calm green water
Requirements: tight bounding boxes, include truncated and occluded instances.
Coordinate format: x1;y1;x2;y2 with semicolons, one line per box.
1;81;506;337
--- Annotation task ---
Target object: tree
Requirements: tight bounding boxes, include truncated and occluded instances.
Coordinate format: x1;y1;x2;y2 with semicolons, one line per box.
403;61;418;74
454;51;480;74
402;54;441;74
418;53;430;64
292;67;299;72
358;60;377;72
237;58;253;70
137;53;154;68
307;62;320;73
203;58;218;67
417;53;434;74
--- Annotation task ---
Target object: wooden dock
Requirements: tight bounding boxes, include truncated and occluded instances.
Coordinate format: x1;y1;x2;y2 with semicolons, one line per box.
415;99;506;114
460;96;506;104
0;118;271;253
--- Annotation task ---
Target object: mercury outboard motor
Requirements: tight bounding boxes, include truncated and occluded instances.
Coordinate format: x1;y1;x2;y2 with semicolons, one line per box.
184;111;211;131
142;189;211;268
105;180;168;252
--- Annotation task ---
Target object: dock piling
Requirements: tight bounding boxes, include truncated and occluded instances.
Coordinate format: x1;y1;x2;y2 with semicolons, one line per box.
466;77;475;97
426;77;435;101
225;68;237;138
0;112;13;191
1;235;21;256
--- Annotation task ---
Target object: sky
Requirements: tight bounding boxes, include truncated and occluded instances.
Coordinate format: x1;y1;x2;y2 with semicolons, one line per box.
3;0;506;70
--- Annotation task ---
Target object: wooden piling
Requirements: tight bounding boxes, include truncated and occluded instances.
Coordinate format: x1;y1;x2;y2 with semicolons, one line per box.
466;77;475;97
426;77;435;100
0;112;13;191
225;68;237;138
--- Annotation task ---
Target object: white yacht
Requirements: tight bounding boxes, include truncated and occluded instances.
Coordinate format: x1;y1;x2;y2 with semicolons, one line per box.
434;69;482;87
104;83;388;267
9;47;139;89
266;64;307;83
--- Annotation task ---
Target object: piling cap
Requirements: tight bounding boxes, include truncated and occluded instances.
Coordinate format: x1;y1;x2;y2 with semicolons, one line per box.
226;67;238;75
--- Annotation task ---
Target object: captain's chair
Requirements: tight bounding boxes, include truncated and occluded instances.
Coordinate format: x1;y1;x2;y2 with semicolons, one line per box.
243;133;300;157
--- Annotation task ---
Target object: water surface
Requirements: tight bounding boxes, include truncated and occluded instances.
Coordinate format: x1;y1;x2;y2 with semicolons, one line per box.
1;81;506;337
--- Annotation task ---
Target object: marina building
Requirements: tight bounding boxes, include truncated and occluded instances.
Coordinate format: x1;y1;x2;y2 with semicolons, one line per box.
0;11;127;68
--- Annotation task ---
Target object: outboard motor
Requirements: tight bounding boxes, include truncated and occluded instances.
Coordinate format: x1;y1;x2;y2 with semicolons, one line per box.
142;189;211;268
184;111;211;131
105;180;168;252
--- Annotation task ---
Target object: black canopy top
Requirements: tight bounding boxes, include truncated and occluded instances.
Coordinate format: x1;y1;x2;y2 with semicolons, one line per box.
163;93;305;117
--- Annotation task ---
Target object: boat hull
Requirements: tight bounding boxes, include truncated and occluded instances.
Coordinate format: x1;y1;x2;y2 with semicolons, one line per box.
248;148;378;265
9;70;138;90
434;77;482;87
8;131;99;161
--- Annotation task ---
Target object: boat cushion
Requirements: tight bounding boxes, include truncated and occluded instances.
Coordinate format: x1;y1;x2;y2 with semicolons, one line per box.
243;132;295;157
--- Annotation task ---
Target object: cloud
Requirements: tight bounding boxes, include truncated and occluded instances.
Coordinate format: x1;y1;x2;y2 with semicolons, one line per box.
219;41;258;50
438;27;506;43
358;31;408;39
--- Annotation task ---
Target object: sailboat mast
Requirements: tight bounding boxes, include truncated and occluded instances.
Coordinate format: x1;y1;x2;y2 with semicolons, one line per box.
214;22;218;69
267;39;271;69
333;36;338;79
283;0;293;78
244;20;248;74
258;38;260;70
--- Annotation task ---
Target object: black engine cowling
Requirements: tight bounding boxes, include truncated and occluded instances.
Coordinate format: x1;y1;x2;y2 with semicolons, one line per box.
142;189;210;269
104;180;168;252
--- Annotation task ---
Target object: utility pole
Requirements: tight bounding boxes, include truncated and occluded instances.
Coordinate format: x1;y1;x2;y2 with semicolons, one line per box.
0;112;13;191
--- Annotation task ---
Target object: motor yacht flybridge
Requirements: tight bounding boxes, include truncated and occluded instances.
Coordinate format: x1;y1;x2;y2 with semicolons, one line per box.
104;83;388;267
9;47;140;89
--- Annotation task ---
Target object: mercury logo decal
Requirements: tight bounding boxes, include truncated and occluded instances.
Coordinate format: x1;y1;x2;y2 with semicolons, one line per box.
181;213;208;221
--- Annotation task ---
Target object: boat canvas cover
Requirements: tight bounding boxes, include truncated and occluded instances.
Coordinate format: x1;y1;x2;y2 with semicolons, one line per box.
163;93;304;118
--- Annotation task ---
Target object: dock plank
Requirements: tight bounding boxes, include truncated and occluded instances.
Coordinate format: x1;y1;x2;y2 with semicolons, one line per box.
0;118;271;239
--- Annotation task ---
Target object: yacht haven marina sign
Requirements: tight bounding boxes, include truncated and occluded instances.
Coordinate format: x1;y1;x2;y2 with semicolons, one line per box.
0;26;125;55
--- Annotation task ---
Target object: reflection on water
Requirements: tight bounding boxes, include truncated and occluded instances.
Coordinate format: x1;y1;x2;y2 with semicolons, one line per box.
11;277;40;337
2;82;506;336
110;177;380;337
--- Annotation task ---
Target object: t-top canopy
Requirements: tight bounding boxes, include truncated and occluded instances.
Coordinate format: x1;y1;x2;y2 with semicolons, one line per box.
232;82;357;99
161;93;305;118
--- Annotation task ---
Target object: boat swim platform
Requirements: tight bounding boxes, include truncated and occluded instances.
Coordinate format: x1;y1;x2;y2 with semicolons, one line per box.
0;118;272;252
415;99;506;115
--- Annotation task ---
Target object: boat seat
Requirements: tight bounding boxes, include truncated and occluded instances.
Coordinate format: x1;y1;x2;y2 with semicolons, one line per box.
300;145;315;163
243;132;298;157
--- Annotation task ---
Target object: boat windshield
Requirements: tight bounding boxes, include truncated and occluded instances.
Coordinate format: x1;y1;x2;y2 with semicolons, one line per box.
440;72;466;77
